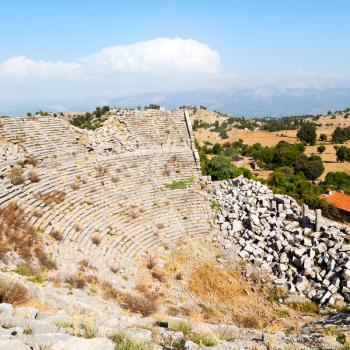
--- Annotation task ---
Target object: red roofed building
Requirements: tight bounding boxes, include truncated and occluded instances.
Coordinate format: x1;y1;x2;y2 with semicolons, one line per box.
321;191;350;214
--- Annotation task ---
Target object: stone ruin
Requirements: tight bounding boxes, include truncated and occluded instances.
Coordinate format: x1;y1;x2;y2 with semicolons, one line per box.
213;176;350;305
0;109;212;274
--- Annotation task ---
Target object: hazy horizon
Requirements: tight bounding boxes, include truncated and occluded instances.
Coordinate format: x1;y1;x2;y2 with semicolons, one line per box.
1;0;349;115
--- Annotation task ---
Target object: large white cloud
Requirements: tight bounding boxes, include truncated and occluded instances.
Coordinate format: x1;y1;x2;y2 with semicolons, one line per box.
0;38;220;81
81;38;220;74
0;56;84;79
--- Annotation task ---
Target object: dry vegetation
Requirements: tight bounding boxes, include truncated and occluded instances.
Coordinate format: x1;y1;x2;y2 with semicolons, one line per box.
133;239;321;330
91;233;101;245
8;168;24;185
0;277;29;304
65;273;87;289
70;181;80;190
19;156;39;167
28;170;40;183
50;229;63;241
102;281;158;316
0;202;56;269
110;175;120;183
95;164;107;176
188;263;247;303
122;292;158;316
35;190;66;205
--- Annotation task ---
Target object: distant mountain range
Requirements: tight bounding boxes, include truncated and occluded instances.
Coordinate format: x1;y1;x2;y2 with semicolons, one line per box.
2;86;350;118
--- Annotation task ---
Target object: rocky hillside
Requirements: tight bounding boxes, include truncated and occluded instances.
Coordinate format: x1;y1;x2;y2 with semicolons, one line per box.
0;109;350;349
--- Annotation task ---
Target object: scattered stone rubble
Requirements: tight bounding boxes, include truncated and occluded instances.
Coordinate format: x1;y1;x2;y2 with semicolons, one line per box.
213;176;350;306
72;116;138;155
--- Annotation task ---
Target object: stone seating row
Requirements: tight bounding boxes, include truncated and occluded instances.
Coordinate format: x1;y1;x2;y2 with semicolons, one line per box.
0;146;210;268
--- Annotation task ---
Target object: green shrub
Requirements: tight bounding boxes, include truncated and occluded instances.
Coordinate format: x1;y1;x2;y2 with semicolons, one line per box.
294;154;324;180
317;145;326;154
325;172;350;192
70;106;109;130
204;156;251;181
244;141;304;169
332;126;350;144
297;123;317;145
219;129;229;139
273;142;305;167
144;104;160;110
212;143;223;154
336;146;350;162
268;167;344;221
210;200;220;209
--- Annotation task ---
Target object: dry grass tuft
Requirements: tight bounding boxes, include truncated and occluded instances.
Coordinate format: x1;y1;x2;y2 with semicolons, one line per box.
101;282;158;316
18;156;39;167
0;202;56;269
91;233;101;245
79;259;90;269
95;164;107;176
146;257;156;270
288;301;319;314
70;182;80;190
34;248;57;270
28;170;40;183
8;168;24;185
102;281;123;300
23;323;33;335
65;274;86;289
36;191;66;205
162;168;171;177
151;269;166;282
25;156;39;167
0;277;29;305
50;229;63;241
234;314;263;329
109;265;119;274
109;332;154;350
110;175;120;183
122;293;158;317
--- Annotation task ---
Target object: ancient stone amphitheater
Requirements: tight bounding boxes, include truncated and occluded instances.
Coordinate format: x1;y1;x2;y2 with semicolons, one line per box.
0;109;212;272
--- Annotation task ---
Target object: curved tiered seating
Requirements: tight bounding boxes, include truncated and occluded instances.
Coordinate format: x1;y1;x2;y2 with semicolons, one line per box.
0;110;212;271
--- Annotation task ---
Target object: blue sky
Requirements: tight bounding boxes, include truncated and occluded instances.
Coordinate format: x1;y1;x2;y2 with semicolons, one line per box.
0;0;349;110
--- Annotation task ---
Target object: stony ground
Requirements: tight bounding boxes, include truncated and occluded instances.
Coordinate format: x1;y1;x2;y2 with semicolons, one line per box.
2;237;350;349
